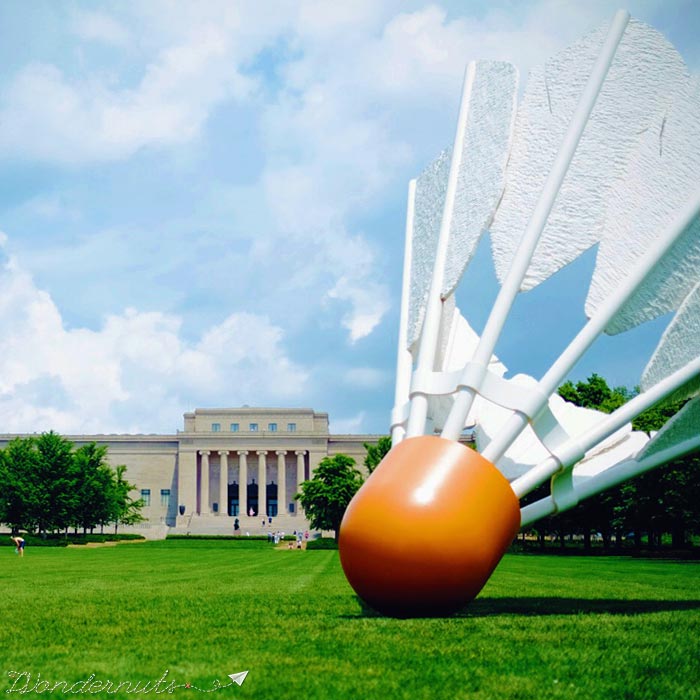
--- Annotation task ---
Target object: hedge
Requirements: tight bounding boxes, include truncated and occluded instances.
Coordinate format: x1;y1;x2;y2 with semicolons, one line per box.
305;537;338;550
166;534;295;542
1;533;145;547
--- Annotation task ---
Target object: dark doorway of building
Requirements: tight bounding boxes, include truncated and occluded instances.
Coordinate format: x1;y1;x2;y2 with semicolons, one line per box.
247;481;259;516
227;481;239;516
267;481;278;517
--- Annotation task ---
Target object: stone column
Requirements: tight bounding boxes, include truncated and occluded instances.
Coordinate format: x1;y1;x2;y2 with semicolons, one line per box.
176;449;197;524
219;451;229;516
199;450;211;515
238;451;248;516
295;450;306;516
257;451;267;517
276;450;287;517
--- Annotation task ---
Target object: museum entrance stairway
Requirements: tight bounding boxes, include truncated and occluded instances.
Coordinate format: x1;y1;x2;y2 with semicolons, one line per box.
170;513;312;537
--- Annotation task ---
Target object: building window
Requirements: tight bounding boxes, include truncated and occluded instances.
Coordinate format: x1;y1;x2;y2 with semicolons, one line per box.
230;423;239;432
160;489;170;507
268;423;277;432
212;423;221;432
287;423;296;432
141;489;151;507
249;423;258;432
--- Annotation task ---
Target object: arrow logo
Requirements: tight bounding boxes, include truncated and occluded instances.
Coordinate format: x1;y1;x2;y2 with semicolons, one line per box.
228;671;249;687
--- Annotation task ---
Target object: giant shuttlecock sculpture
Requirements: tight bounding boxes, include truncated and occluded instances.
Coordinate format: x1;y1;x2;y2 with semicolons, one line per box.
338;10;700;617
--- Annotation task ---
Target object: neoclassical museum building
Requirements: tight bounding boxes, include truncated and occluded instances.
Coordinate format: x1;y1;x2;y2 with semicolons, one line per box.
0;407;379;537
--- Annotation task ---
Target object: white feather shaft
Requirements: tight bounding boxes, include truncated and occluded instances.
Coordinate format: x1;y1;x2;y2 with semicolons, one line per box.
406;62;478;437
391;180;418;445
441;9;630;441
482;188;700;464
520;431;700;527
512;354;700;497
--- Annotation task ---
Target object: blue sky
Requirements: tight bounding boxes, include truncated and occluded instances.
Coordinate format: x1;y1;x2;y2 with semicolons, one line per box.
0;0;697;436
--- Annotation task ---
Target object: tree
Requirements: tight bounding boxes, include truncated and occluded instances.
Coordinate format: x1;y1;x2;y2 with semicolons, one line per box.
72;443;116;533
363;436;392;475
31;432;79;534
0;433;145;536
558;374;630;413
295;454;364;540
0;438;38;533
632;397;687;434
109;465;145;534
0;432;83;535
557;374;700;549
557;380;580;406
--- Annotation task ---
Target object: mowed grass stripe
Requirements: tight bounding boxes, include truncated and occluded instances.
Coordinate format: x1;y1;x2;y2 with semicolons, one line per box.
2;541;699;700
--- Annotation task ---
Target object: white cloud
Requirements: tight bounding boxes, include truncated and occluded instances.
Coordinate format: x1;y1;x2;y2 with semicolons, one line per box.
344;367;389;389
327;276;391;343
0;252;307;434
354;6;472;98
71;11;131;46
295;0;386;39
329;411;367;434
12;194;81;222
0;24;254;164
0;1;567;341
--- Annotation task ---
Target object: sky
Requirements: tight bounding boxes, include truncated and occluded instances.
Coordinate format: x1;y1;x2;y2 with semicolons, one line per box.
0;0;697;436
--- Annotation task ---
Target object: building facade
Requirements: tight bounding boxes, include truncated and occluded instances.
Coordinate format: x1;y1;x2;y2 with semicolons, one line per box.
0;407;380;537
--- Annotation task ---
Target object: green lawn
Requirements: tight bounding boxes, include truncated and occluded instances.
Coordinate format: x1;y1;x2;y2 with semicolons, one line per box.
2;540;699;699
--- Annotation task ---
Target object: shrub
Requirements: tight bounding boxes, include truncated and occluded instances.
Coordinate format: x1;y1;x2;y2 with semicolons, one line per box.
306;537;338;550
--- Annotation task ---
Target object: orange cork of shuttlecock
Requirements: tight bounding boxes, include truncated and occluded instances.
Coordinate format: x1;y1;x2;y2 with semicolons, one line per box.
339;435;520;617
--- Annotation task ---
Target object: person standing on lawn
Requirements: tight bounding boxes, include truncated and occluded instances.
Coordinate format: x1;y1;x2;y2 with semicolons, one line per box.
10;535;25;557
